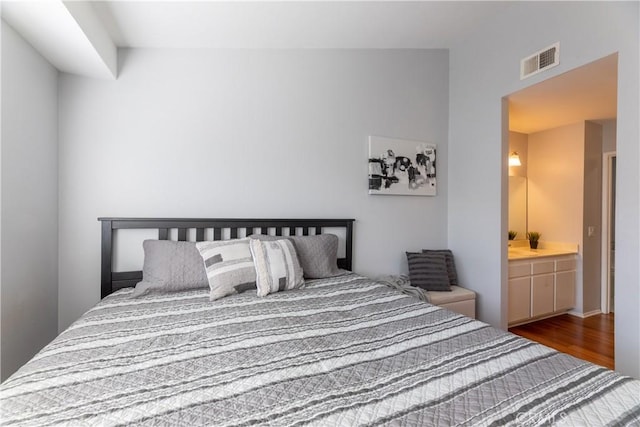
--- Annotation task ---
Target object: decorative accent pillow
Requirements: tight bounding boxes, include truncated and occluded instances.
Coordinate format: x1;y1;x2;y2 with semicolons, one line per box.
250;234;342;279
422;249;459;285
132;240;209;297
289;234;341;279
406;252;451;292
195;239;257;301
249;238;304;297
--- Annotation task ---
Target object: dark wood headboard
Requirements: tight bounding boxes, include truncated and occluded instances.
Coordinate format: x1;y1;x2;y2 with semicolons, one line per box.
98;217;355;299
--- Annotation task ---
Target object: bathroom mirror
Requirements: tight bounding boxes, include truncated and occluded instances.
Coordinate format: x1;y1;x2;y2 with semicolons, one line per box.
508;176;527;240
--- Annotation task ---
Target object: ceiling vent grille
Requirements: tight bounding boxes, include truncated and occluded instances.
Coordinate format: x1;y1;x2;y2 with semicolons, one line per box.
520;43;560;80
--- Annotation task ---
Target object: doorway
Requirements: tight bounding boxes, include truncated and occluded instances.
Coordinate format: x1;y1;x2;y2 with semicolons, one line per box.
504;53;618;365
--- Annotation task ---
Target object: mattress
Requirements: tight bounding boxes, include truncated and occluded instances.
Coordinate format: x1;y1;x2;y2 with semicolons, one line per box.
1;273;639;426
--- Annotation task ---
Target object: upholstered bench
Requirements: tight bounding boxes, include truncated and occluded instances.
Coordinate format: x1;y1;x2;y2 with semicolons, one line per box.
375;275;476;319
427;285;476;318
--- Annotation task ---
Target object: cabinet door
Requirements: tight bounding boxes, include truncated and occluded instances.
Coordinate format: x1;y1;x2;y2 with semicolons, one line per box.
556;270;576;311
532;274;554;317
508;277;531;323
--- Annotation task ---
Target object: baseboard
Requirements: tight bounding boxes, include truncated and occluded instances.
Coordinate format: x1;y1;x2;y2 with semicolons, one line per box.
509;309;604;328
509;311;570;328
568;309;602;318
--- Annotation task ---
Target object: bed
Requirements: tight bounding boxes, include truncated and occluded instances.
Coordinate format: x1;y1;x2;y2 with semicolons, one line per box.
1;217;639;426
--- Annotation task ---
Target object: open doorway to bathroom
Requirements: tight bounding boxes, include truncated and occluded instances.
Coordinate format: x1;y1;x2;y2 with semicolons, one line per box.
505;53;618;368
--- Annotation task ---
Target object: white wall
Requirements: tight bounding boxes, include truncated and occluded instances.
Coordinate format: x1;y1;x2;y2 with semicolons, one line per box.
1;21;59;381
448;2;640;377
58;48;450;330
528;123;585;247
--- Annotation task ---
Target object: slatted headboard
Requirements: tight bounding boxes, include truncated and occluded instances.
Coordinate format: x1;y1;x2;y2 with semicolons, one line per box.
98;217;355;299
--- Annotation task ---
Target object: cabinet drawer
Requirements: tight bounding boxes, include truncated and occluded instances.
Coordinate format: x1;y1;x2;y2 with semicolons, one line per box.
509;263;531;278
556;258;577;272
531;261;554;275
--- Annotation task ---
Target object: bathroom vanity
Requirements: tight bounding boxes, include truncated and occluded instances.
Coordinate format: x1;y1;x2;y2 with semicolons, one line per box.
508;247;578;326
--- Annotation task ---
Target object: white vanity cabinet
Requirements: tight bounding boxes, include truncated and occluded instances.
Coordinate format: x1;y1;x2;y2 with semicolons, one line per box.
508;255;577;326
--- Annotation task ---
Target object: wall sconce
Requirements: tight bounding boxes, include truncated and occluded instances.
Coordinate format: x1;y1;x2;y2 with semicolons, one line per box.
509;152;522;167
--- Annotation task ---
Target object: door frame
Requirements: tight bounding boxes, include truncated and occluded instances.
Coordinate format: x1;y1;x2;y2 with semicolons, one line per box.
601;151;616;314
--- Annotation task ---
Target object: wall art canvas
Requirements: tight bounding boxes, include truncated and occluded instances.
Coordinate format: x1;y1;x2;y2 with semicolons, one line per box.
368;136;437;196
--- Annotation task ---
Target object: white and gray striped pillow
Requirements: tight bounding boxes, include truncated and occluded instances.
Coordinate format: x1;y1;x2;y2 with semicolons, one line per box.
406;252;451;292
196;239;257;301
250;234;341;279
249;238;305;297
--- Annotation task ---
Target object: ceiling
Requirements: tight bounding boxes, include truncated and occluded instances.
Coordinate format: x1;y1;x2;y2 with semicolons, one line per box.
509;53;618;134
91;1;513;49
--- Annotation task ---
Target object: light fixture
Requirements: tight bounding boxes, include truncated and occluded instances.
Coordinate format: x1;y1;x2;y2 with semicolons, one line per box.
509;151;522;167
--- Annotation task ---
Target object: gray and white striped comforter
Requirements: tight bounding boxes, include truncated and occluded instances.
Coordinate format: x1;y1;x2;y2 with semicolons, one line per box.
2;273;639;426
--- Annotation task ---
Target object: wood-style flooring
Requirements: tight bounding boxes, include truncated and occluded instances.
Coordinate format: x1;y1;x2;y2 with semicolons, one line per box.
509;313;614;370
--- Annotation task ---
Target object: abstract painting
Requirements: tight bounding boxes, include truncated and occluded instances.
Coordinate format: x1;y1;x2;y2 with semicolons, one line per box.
368;136;437;196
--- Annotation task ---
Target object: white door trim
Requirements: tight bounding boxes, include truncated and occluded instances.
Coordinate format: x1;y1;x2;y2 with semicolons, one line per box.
601;151;616;314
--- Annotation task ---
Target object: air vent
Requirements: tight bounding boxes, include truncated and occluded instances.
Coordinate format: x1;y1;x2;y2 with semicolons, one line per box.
520;43;560;79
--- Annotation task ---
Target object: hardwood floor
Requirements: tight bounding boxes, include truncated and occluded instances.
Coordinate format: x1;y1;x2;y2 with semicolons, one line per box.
509;313;614;370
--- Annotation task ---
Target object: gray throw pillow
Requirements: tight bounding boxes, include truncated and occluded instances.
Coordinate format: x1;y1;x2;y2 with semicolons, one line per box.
289;234;341;279
422;249;459;285
406;251;451;292
132;240;209;297
250;234;341;279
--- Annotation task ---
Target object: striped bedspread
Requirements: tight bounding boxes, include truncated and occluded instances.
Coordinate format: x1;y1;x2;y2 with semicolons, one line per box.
1;273;639;426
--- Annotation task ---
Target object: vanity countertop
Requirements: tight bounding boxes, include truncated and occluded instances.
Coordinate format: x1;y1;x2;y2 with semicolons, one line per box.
507;241;578;260
508;248;577;260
